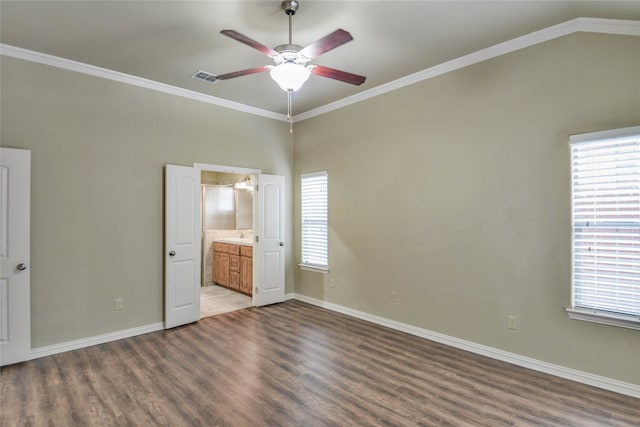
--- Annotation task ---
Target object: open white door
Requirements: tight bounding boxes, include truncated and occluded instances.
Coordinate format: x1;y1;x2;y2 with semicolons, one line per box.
255;174;285;306
165;164;201;328
0;148;31;366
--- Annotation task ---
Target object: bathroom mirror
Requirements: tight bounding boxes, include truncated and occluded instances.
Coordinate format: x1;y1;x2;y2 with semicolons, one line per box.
236;188;253;230
203;185;253;230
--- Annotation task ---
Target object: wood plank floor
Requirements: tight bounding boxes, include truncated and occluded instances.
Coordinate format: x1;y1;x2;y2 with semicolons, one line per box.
1;300;638;426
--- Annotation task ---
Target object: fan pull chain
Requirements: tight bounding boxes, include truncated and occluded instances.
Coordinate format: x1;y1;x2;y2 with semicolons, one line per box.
287;91;293;135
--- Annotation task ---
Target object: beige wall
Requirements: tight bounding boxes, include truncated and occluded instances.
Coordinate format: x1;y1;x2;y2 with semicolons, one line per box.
1;57;293;347
294;33;640;385
2;30;638;386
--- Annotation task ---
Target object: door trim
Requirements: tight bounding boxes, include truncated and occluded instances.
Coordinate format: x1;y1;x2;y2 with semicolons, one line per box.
194;163;261;175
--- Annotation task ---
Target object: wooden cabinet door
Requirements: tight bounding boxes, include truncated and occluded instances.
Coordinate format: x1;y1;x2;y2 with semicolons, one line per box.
229;254;240;272
240;255;253;295
213;252;229;286
229;271;240;290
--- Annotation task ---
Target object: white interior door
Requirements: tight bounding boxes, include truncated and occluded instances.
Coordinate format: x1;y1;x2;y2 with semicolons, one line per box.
165;164;201;328
255;174;285;306
0;148;31;366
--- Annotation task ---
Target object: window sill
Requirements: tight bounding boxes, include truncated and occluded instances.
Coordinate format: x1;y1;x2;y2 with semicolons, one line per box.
566;308;640;331
298;264;329;274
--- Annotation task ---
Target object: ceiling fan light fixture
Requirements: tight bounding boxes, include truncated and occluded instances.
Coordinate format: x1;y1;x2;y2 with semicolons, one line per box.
210;1;365;133
270;62;311;92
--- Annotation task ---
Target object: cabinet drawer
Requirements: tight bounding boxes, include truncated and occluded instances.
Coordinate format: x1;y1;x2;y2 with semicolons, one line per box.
228;244;240;255
241;246;253;258
214;242;230;253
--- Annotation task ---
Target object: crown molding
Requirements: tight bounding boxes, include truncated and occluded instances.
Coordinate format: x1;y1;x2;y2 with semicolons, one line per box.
577;16;640;35
0;43;288;122
294;18;640;122
1;18;638;124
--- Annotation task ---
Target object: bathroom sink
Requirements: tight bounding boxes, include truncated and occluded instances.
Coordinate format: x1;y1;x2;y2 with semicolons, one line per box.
215;237;253;245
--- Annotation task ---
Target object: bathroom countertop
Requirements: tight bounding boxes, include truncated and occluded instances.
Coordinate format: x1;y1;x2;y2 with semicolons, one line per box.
213;238;253;246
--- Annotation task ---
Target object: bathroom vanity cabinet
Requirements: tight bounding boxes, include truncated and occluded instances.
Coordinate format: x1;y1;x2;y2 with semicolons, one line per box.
213;241;253;296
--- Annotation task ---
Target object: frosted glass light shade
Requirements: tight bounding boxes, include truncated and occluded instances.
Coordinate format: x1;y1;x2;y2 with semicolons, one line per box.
270;62;311;92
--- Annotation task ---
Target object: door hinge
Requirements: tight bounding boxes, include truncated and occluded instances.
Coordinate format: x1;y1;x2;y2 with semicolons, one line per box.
255;184;259;192
255;236;259;242
255;287;259;294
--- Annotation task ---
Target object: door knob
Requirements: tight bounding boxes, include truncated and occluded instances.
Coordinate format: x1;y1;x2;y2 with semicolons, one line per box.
16;263;27;271
169;251;176;257
279;242;284;247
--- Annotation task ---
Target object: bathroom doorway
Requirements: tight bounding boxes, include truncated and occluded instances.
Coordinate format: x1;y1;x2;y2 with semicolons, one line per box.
165;162;284;328
200;170;254;318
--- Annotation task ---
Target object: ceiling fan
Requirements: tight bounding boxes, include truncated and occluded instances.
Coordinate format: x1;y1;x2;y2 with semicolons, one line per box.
193;0;366;132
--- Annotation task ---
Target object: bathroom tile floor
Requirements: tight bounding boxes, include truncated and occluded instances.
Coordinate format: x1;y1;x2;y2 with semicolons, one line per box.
200;284;253;318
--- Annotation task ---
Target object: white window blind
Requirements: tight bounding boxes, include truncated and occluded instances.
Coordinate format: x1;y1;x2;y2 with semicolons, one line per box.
301;171;328;270
569;127;640;323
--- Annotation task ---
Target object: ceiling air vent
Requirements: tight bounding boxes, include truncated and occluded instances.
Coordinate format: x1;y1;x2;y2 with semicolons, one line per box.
192;70;218;84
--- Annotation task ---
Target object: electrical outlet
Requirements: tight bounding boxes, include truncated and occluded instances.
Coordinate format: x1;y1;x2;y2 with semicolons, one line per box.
329;278;335;288
391;291;398;303
507;315;518;330
114;298;124;311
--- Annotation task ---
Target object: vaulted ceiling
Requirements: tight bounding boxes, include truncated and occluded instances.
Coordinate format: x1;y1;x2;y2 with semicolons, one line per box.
2;1;639;117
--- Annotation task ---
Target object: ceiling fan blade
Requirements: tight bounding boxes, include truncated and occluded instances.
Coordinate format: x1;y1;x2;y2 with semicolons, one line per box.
299;29;354;60
216;66;272;80
310;65;366;86
220;29;279;57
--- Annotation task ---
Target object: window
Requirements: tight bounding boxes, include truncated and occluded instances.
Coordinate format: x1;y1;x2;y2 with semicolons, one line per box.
300;171;328;272
568;126;640;330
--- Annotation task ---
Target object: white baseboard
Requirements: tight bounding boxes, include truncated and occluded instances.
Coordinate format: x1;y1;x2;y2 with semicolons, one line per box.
28;294;295;361
26;296;640;399
293;293;640;399
30;322;164;360
28;294;295;360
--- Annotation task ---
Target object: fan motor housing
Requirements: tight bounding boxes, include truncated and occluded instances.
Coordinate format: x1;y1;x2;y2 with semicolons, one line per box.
274;44;307;64
282;1;299;15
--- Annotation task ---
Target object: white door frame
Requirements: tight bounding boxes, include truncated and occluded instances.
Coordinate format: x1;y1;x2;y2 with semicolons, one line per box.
194;163;262;176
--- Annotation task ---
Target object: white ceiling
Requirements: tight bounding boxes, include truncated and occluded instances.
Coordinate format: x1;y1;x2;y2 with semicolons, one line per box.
2;1;639;116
